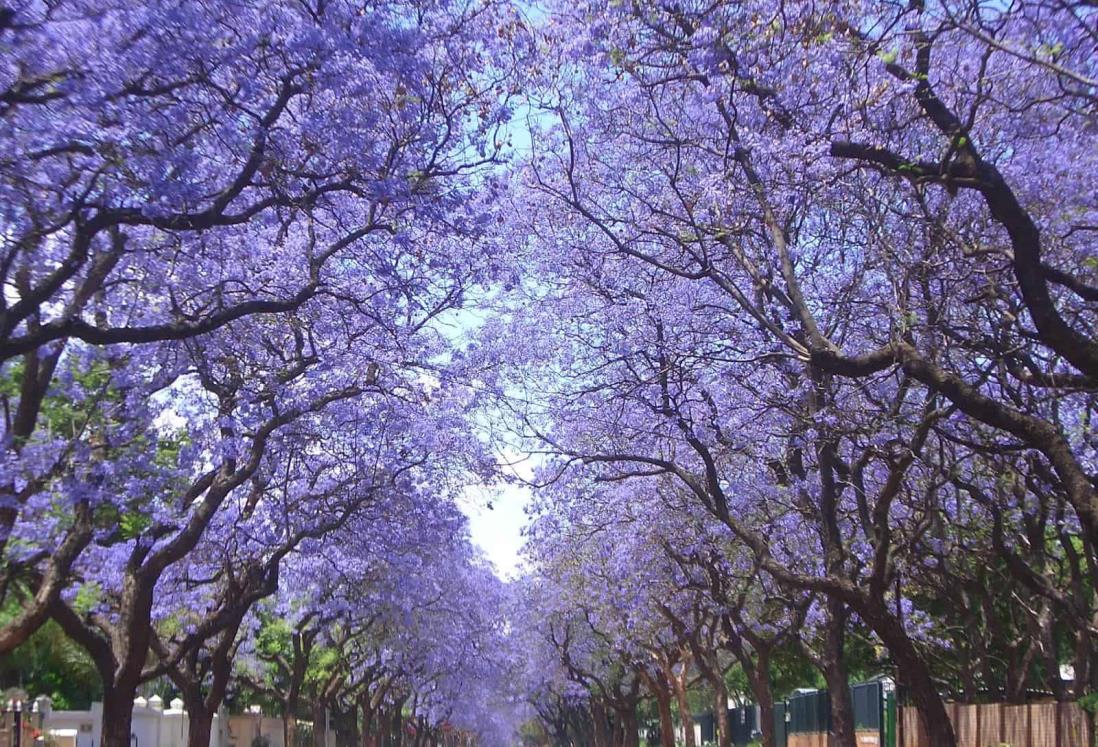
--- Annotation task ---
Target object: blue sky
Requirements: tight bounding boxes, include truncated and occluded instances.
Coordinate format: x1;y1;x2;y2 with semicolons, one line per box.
446;68;551;580
432;299;537;580
461;480;532;579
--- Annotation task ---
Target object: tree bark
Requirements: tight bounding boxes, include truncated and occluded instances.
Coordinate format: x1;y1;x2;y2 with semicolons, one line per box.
654;687;676;747
100;686;137;747
672;663;696;747
170;615;242;747
360;700;376;747
609;710;624;747
386;699;407;747
758;692;776;747
618;705;640;747
860;600;957;747
821;599;857;747
344;707;361;747
187;706;216;747
713;686;732;747
314;701;329;747
723;619;776;747
592;700;612;747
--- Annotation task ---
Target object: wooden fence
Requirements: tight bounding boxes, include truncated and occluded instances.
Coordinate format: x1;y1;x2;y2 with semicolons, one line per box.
900;701;1093;747
0;710;44;747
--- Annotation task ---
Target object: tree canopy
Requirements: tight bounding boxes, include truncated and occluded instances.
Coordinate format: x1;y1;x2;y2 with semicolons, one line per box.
1;1;1095;746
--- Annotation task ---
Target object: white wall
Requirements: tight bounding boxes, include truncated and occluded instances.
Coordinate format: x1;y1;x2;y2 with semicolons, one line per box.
40;698;333;747
223;714;286;747
40;698;301;747
42;707;97;747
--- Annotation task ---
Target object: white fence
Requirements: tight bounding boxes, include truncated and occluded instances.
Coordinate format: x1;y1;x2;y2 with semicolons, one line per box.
40;697;323;747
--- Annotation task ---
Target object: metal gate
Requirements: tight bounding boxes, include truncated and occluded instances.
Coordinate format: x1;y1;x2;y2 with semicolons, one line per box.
693;711;715;743
851;681;886;746
694;681;888;747
786;681;888;747
772;702;788;747
727;704;757;746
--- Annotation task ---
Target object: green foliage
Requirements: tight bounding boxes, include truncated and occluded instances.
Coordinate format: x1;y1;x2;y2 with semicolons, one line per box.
255;615;292;660
0;356;184;547
154;432;188;468
1037;41;1065;59
769;646;824;700
0;608;102;709
1079;691;1098;714
0;359;117;446
842;625;885;684
71;583;102;615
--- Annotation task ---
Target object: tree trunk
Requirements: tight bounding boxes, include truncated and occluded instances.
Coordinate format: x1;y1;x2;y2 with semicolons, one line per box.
713;686;732;747
169;613;243;747
393;707;405;747
592;700;612;747
187;706;216;747
757;684;777;747
344;707;361;747
654;688;676;747
1073;629;1094;701
609;711;624;747
101;686;137;747
176;665;229;747
619;706;640;747
825;671;856;747
729;634;775;747
861;600;957;747
377;711;388;747
673;668;696;747
286;715;299;747
314;701;329;747
360;700;376;747
820;598;856;747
